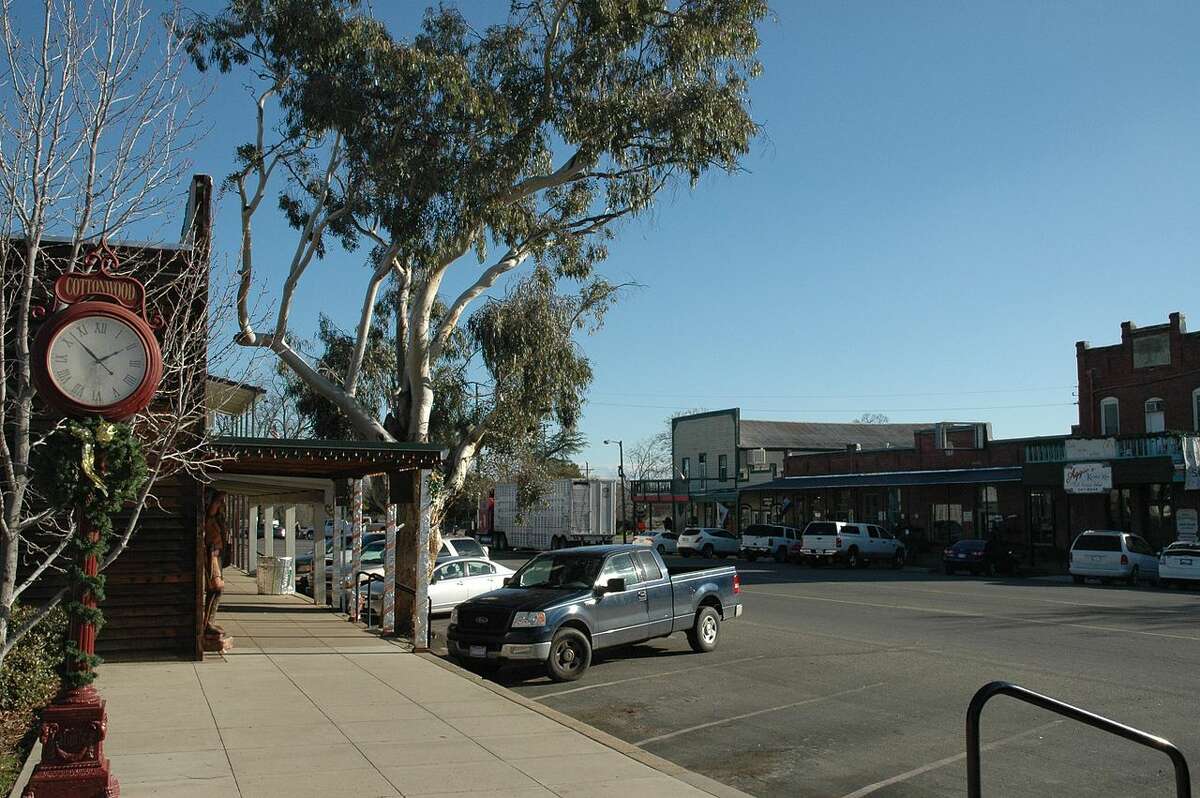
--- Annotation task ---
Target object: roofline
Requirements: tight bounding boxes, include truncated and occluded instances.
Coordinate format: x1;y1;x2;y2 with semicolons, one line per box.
18;234;190;252
212;436;446;455
207;374;267;395
671;408;739;429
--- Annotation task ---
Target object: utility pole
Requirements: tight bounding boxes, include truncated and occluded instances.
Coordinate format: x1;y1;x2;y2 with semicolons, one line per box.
604;439;627;544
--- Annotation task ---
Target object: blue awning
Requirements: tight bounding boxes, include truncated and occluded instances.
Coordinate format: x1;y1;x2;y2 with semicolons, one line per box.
741;467;1023;492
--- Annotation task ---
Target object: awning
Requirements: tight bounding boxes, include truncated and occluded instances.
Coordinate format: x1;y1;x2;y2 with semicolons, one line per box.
741;467;1023;492
210;436;445;480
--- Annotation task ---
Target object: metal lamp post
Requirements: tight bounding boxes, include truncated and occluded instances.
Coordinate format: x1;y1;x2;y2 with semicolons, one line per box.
604;439;627;544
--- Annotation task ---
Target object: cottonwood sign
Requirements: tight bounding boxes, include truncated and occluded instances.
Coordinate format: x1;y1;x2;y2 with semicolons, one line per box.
1064;462;1112;494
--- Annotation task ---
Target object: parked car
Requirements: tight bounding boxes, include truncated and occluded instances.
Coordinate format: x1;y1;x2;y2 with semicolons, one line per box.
1158;541;1200;588
447;545;743;681
438;536;490;560
362;555;516;617
631;529;678;555
740;524;800;562
942;539;1022;576
677;527;740;558
1069;530;1159;586
795;521;905;568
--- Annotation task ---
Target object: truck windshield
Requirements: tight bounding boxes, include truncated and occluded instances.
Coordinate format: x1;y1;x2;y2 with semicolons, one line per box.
511;553;604;589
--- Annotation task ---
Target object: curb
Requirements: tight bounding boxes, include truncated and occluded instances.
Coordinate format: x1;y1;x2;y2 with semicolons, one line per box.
419;652;756;798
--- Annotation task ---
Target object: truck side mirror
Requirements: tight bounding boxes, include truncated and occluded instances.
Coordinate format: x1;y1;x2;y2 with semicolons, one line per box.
503;577;514;587
603;577;626;594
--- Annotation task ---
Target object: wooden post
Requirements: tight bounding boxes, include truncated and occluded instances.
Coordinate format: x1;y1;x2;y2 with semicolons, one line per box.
332;504;344;612
383;496;398;636
284;506;296;592
391;471;418;637
350;479;364;621
313;496;329;607
414;469;432;650
247;505;259;575
262;505;274;558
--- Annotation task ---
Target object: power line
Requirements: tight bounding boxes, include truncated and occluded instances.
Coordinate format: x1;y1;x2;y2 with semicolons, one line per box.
587;401;1078;414
588;385;1076;400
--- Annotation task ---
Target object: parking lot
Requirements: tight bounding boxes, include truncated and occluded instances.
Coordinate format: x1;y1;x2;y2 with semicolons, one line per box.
433;555;1200;797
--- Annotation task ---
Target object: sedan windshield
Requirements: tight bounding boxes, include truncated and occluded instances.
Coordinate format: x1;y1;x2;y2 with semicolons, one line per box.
511;553;604;589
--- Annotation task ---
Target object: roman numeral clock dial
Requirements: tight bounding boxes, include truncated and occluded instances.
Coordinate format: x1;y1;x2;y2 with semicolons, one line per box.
46;314;149;409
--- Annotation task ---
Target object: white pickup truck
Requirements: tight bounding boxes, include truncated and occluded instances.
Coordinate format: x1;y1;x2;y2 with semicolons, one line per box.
797;521;906;568
740;524;801;562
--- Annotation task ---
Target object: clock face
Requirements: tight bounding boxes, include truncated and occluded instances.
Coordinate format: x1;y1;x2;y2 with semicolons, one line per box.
47;314;150;409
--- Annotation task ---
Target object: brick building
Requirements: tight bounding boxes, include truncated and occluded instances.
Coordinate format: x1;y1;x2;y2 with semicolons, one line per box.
1077;312;1200;437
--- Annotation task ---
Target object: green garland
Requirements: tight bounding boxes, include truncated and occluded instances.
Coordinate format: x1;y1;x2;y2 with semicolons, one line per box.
31;418;147;687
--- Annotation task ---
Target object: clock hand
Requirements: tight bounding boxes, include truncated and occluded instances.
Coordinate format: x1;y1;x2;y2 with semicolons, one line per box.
75;337;115;376
95;343;139;364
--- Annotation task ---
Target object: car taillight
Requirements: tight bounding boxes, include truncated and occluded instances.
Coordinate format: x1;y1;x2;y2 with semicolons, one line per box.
1120;554;1128;565
733;574;741;594
835;536;842;548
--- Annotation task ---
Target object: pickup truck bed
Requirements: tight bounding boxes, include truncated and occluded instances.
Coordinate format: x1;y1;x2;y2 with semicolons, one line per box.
447;544;743;682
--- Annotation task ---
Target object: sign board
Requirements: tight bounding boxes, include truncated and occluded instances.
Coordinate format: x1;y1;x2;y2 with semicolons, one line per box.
1064;462;1112;494
1064;438;1117;461
1177;509;1199;543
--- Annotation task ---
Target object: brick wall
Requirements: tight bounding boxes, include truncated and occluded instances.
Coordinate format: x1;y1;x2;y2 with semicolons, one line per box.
1077;312;1200;436
785;437;1024;477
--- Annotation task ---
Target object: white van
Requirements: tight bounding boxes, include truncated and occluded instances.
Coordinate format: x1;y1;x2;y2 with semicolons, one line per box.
1069;530;1159;586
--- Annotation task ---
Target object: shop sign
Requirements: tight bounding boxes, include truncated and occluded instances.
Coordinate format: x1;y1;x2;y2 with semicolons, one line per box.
1064;462;1112;494
1064;438;1117;461
1177;509;1199;543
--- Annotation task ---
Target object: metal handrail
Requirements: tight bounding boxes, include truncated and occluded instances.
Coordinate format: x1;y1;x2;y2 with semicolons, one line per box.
352;571;431;650
967;681;1191;797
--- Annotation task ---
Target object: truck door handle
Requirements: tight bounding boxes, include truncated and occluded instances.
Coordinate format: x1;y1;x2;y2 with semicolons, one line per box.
637;590;647;601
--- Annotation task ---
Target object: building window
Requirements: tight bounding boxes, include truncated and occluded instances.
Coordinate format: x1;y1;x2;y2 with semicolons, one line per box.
681;457;690;479
977;485;1001;539
932;503;964;544
698;452;707;478
1145;398;1165;434
1028;490;1054;546
718;454;728;481
1100;397;1120;435
1147;484;1174;549
1193;387;1200;431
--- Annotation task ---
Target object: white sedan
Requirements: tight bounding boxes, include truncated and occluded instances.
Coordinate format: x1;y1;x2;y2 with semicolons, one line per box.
632;529;678;555
677;527;741;558
357;555;515;616
1160;542;1200;588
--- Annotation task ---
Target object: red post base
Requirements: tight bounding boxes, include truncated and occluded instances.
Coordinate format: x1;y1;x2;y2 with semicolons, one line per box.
22;686;119;798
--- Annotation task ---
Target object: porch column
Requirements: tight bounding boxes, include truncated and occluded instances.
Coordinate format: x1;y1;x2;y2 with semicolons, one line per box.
284;505;297;592
332;503;345;612
350;479;364;621
247;504;259;575
382;497;398;636
313;495;329;607
262;505;275;557
391;469;431;647
414;469;432;650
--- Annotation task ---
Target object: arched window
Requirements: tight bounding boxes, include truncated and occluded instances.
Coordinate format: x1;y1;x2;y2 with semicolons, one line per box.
1193;387;1200;432
1099;397;1120;436
1144;398;1165;434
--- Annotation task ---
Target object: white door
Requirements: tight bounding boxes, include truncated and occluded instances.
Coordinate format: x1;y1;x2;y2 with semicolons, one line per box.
429;562;469;611
464;560;499;599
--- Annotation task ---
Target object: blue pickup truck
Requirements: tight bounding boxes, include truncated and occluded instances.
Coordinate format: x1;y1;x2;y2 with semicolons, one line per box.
446;544;743;682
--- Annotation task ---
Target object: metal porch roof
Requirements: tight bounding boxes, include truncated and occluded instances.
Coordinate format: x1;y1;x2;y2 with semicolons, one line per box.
741;467;1023;491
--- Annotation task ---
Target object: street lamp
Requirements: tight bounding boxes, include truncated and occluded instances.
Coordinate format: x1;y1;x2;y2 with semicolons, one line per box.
603;439;627;544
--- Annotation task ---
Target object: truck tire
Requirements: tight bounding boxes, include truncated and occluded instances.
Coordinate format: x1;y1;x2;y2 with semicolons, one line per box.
496;532;509;552
892;550;906;569
687;606;721;653
846;547;861;568
546;628;591;682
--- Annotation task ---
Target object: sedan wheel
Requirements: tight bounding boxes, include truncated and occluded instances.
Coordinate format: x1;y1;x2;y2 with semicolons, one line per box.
702;544;714;559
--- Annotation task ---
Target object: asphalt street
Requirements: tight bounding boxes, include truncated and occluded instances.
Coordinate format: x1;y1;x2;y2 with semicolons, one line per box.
432;555;1200;798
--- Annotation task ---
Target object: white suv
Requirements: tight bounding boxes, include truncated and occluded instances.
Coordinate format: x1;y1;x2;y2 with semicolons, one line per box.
678;528;740;559
1069;530;1159;586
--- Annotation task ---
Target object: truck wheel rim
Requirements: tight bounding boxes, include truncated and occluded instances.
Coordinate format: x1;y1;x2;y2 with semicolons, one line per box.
701;616;717;644
555;640;580;670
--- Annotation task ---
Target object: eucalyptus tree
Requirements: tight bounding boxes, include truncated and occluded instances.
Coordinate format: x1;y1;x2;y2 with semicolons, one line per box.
183;0;767;525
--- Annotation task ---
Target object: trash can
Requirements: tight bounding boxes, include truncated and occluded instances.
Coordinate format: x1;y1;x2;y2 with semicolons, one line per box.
256;556;295;595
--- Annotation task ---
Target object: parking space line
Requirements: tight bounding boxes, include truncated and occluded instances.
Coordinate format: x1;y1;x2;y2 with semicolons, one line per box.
534;654;768;700
836;720;1064;798
744;588;1200;642
633;682;885;747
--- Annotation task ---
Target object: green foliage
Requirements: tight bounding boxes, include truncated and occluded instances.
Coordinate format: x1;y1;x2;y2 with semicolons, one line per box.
0;606;66;713
29;419;147;687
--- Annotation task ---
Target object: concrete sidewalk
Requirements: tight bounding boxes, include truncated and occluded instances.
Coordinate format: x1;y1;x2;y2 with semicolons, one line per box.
79;571;748;798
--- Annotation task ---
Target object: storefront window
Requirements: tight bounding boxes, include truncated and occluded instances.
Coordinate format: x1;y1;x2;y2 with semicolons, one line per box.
833;489;853;522
863;492;883;526
1108;488;1133;531
1029;490;1054;545
886;488;903;530
977;485;1001;538
718;454;728;481
810;493;826;521
1147;484;1173;548
932;503;964;544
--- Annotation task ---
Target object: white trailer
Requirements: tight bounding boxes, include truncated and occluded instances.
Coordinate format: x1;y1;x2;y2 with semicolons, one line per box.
485;479;617;551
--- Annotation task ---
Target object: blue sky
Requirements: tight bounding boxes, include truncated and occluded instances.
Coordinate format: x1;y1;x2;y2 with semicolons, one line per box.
103;2;1200;473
